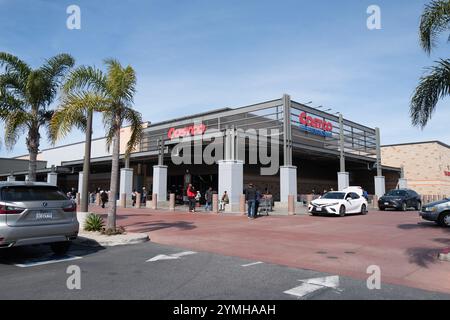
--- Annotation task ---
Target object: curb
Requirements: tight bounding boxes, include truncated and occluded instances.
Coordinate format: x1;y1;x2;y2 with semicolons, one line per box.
75;232;150;247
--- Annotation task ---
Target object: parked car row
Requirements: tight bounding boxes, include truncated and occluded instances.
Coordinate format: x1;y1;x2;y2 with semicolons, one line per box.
308;186;449;228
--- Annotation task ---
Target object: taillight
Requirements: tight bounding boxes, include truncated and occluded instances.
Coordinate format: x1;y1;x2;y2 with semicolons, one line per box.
63;202;77;212
0;204;25;214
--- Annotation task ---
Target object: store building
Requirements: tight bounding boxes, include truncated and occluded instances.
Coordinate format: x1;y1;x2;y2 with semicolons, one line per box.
381;140;450;196
1;95;401;210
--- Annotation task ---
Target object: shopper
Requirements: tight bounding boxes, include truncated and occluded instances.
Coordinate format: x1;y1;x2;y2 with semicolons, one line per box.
245;183;257;219
89;191;96;204
131;189;137;207
219;191;229;211
187;184;196;212
100;190;109;208
204;187;213;211
142;187;148;204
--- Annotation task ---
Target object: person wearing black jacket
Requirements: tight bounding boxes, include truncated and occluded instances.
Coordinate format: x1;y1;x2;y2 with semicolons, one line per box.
245;183;257;219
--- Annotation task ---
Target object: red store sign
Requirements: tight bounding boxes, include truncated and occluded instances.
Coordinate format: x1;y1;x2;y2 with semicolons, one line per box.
299;111;333;132
167;124;207;140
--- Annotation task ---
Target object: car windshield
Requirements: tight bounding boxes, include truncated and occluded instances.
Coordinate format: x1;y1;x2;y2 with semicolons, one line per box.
321;192;345;200
386;190;407;197
0;186;68;202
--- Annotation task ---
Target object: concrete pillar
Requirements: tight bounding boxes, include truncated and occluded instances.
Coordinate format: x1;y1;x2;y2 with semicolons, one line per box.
96;193;101;206
120;193;126;208
212;194;219;214
398;178;408;189
337;172;349;191
374;176;385;198
218;160;244;212
120;168;133;207
169;193;175;211
47;172;58;186
7;175;15;182
78;172;84;200
152;165;168;204
280;165;297;203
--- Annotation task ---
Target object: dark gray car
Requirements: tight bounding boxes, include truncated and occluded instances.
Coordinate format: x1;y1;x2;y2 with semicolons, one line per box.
420;198;450;227
0;182;79;254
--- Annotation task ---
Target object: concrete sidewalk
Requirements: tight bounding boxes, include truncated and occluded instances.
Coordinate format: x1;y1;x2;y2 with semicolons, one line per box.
89;205;450;294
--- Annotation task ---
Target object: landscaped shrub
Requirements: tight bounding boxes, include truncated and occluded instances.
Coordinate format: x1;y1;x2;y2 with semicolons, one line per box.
101;226;126;236
84;213;105;232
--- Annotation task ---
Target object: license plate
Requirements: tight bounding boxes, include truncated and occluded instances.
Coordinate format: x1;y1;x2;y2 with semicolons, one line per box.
35;211;53;220
316;207;322;211
384;202;389;205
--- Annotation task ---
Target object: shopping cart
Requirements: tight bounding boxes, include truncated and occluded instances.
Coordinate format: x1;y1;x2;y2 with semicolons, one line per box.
258;197;272;216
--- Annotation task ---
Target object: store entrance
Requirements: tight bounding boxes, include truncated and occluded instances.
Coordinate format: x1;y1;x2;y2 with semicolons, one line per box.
168;171;218;205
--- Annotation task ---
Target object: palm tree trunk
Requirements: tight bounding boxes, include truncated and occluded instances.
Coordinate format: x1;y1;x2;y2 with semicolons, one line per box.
107;125;121;230
80;109;93;212
27;124;40;182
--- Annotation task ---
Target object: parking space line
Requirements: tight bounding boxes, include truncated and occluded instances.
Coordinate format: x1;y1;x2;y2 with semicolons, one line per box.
241;261;263;267
14;255;82;268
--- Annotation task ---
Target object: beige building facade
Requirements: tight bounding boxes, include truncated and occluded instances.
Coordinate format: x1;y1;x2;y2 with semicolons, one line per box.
381;141;450;196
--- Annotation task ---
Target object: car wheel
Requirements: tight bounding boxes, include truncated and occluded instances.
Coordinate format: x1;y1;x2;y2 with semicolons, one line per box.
361;204;367;215
401;202;407;211
50;241;71;256
415;202;422;211
438;212;450;228
379;206;385;211
339;205;346;217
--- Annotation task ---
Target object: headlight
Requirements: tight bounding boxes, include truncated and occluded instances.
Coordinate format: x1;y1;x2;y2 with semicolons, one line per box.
424;207;437;212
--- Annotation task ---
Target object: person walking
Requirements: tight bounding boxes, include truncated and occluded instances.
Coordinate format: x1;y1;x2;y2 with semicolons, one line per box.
195;190;201;208
131;189;137;207
187;184;196;213
219;191;229;211
141;187;148;205
204;187;213;211
245;183;257;219
100;190;109;208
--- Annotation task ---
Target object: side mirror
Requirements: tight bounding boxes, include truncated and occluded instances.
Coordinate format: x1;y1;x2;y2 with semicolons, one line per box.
346;197;352;201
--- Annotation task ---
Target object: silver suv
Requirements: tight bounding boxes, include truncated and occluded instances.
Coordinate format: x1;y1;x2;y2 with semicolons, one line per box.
0;182;79;254
420;198;450;227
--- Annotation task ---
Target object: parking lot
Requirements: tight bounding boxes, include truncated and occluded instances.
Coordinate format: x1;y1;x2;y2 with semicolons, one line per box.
87;206;450;294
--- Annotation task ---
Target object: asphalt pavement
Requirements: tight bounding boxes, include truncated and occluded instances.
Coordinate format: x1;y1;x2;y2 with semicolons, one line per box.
0;242;449;300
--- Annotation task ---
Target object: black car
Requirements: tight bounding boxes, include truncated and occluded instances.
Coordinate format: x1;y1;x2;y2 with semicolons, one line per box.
378;189;422;211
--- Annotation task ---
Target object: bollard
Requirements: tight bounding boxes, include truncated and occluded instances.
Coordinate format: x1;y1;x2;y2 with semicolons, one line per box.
169;193;175;211
76;193;81;206
306;194;313;207
136;192;141;208
152;193;158;210
120;193;126;208
212;194;219;214
372;195;378;209
240;194;246;215
288;195;295;215
96;193;101;206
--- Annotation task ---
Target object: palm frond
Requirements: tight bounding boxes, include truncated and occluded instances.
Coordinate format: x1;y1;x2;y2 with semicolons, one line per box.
122;107;143;156
0;52;31;78
410;59;450;127
63;65;108;95
4;110;31;149
419;0;450;54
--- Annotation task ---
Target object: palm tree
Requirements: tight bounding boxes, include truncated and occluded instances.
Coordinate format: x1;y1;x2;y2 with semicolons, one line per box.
0;52;75;181
411;0;450;127
51;60;143;230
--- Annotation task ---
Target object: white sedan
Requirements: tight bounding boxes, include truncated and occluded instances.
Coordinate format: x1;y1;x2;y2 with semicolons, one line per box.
308;191;368;216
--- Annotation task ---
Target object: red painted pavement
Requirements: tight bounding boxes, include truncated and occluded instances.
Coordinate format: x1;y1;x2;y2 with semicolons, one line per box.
89;206;450;294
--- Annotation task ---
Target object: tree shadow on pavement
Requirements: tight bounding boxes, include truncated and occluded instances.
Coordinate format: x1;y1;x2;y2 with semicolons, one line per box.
125;220;196;233
406;247;443;268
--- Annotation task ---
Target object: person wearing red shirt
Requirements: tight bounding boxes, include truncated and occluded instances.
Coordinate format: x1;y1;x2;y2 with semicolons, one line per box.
187;184;196;213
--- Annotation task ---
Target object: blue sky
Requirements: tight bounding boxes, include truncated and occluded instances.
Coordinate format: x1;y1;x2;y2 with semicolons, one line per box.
0;0;449;157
